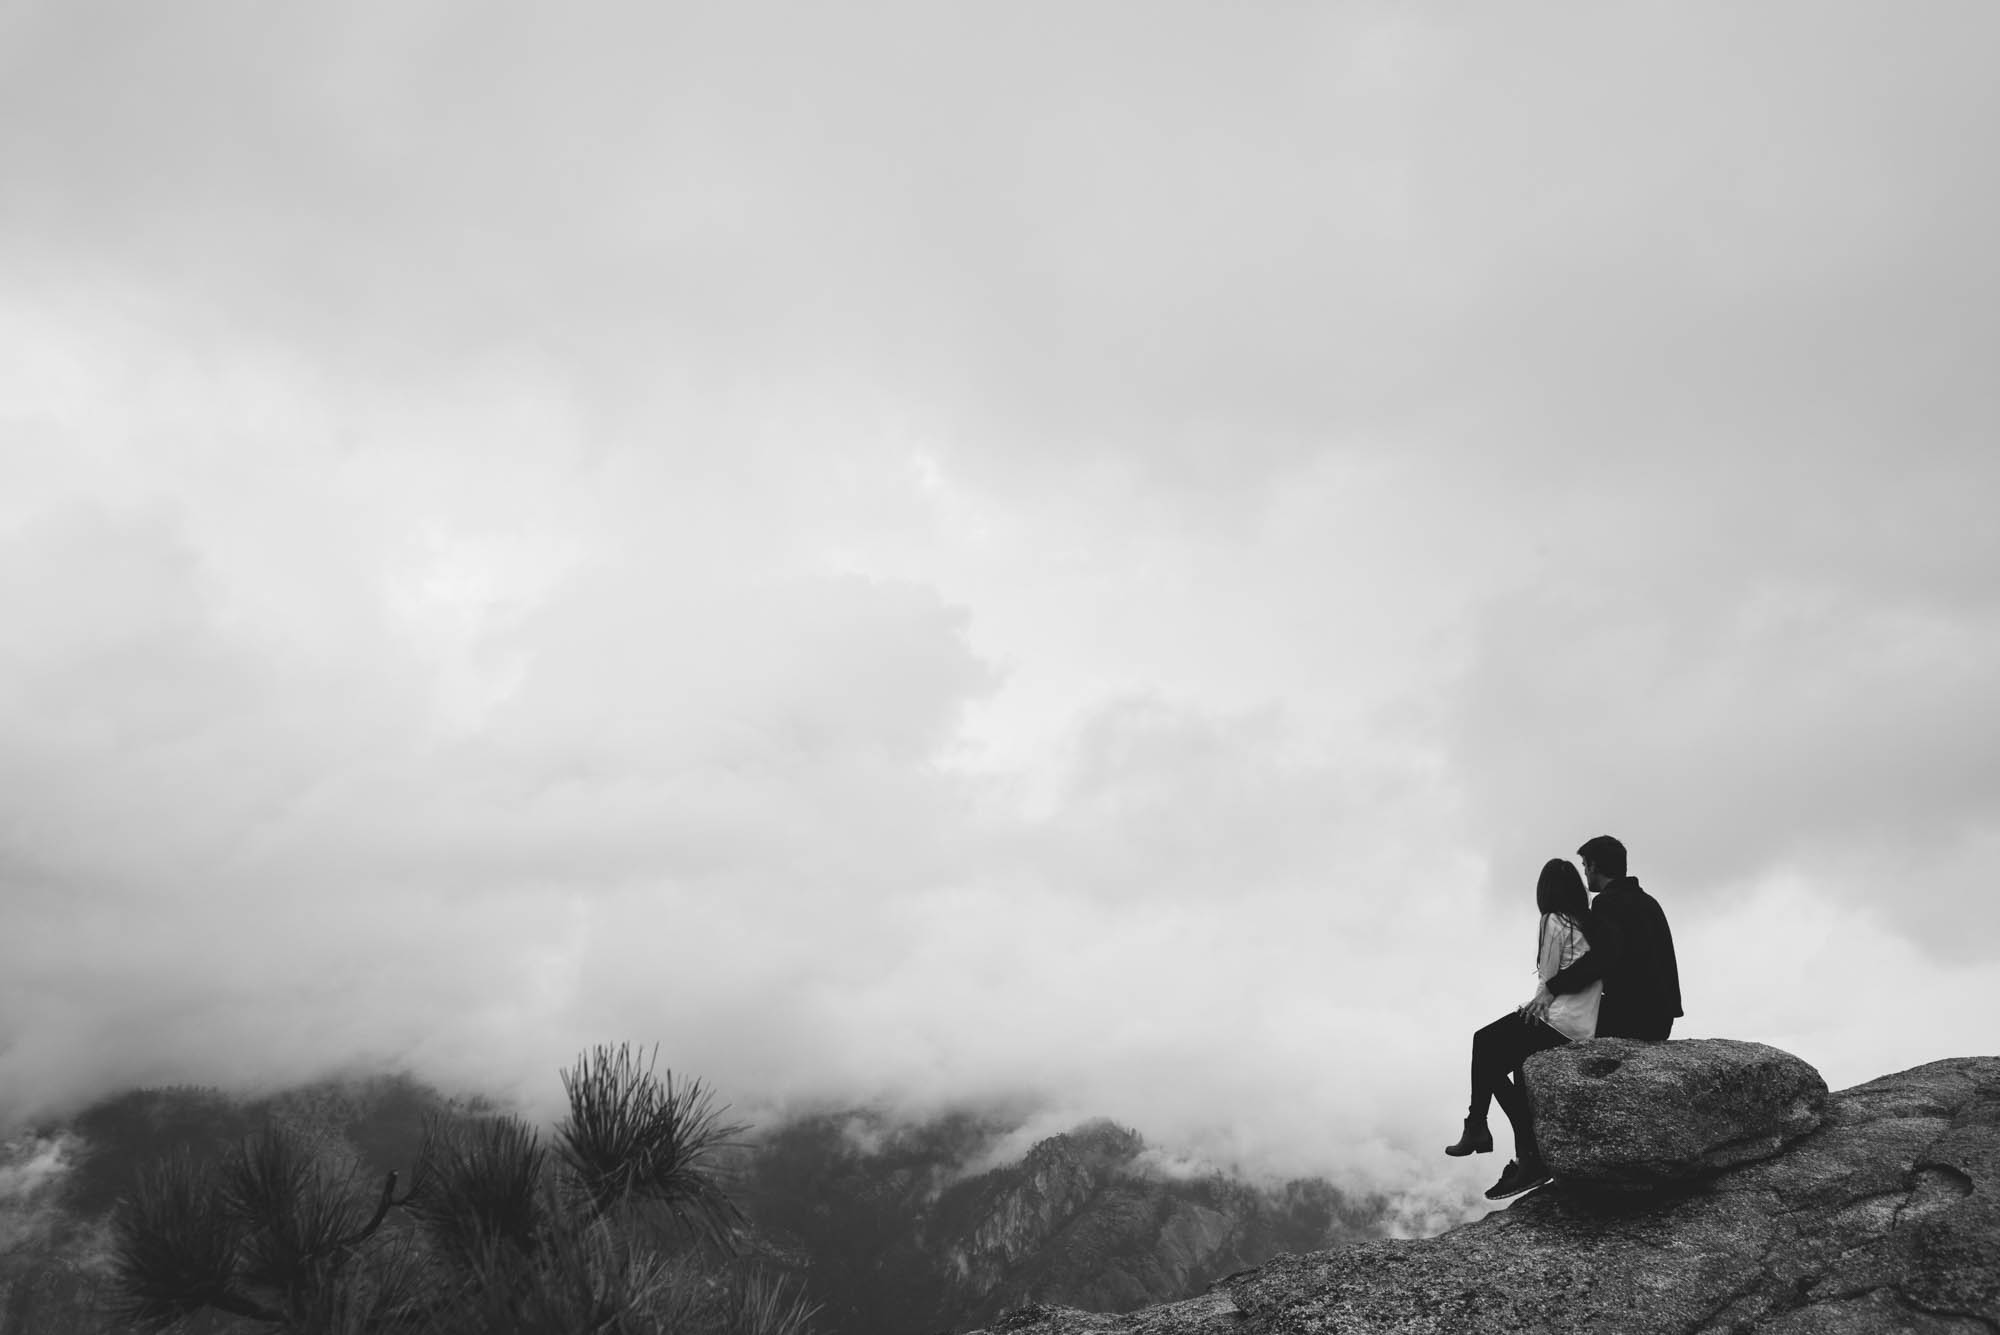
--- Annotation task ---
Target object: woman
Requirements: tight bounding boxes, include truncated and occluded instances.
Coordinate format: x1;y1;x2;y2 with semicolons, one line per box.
1445;858;1600;1199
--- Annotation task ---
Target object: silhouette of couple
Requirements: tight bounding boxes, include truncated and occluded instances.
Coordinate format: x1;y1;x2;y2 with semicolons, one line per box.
1448;835;1683;1200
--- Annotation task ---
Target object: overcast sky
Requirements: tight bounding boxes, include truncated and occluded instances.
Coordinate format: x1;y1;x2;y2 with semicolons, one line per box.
3;1;1997;1221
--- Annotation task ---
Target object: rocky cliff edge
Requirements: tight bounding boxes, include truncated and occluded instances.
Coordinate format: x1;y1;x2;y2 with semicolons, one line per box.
970;1054;2000;1335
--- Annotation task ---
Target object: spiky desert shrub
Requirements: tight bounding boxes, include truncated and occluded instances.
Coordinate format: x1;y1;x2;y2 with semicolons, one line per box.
556;1043;747;1252
404;1112;548;1269
110;1147;263;1327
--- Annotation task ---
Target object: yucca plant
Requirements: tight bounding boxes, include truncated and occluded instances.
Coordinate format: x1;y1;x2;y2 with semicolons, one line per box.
555;1043;748;1251
403;1112;548;1270
225;1125;396;1315
110;1147;270;1328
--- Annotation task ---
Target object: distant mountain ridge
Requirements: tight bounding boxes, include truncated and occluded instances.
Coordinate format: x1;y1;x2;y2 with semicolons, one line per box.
740;1108;1393;1332
0;1076;1395;1334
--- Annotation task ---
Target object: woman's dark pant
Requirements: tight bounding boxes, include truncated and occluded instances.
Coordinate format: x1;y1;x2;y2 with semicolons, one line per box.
1469;1013;1569;1149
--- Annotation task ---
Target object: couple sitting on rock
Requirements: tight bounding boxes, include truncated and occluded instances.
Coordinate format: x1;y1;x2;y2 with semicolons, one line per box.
1447;834;1683;1200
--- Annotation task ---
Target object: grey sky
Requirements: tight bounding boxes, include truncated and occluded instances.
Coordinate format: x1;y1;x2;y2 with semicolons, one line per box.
2;1;1997;1217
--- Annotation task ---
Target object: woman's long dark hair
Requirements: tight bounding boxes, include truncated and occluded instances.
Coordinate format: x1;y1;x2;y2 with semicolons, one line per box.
1536;858;1590;938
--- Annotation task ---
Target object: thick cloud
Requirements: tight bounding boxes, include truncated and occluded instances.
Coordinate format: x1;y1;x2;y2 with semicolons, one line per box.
1448;443;2000;953
2;1;1997;1217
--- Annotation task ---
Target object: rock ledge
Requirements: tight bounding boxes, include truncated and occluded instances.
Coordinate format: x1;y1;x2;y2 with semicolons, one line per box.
1526;1037;1829;1188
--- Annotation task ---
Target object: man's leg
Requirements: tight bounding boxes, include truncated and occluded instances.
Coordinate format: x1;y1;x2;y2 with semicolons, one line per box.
1479;1021;1575;1199
1494;1022;1568;1164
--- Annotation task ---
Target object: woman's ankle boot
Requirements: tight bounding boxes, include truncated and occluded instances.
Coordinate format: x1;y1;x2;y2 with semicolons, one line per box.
1445;1117;1494;1156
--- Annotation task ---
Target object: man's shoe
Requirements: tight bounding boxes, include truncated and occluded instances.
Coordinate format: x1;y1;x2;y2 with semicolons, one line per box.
1483;1158;1553;1200
1444;1119;1493;1157
1513;1158;1553;1193
1483;1160;1523;1199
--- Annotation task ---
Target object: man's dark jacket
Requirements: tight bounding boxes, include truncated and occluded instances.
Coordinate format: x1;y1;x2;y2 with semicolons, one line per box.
1546;877;1683;1040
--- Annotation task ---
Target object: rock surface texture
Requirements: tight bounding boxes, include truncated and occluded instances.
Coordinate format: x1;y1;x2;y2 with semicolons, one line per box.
1526;1038;1829;1188
968;1055;2000;1335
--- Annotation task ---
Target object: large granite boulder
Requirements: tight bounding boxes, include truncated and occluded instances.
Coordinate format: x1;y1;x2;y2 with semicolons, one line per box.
971;1055;2000;1335
1524;1037;1828;1189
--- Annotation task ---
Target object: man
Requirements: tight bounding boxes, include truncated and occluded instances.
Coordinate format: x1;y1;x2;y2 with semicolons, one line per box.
1532;834;1683;1040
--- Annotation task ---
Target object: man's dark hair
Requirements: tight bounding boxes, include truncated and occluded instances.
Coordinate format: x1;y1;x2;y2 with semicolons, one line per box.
1577;834;1628;879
